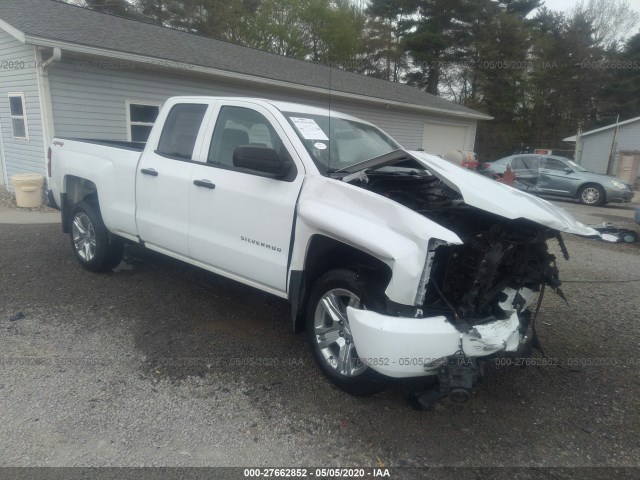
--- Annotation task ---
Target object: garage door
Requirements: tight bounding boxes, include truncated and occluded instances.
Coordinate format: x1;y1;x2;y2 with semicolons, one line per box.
422;123;468;157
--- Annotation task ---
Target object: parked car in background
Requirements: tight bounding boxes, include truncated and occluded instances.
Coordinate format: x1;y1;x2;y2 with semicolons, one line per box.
488;154;634;206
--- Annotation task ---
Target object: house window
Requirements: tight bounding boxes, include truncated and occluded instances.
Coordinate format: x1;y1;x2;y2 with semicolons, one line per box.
8;93;28;140
127;101;160;143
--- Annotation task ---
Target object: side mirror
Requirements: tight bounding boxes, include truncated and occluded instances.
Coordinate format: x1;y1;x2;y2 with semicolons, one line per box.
233;146;292;178
564;167;573;174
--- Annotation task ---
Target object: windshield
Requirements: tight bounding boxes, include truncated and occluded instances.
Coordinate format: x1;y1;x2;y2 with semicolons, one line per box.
284;112;401;173
567;160;588;172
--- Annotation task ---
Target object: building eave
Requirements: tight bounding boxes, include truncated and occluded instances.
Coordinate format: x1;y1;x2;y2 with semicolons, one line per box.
24;35;493;122
564;115;640;142
0;19;25;43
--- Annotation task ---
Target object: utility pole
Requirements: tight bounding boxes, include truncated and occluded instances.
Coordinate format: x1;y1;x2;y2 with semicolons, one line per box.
574;123;582;163
606;114;620;175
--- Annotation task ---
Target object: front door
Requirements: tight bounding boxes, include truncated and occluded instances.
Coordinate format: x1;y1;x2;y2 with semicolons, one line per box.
538;157;579;195
135;102;209;256
188;103;304;293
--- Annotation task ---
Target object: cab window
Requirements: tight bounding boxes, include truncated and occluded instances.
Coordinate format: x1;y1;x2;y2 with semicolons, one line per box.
208;106;286;168
157;103;208;160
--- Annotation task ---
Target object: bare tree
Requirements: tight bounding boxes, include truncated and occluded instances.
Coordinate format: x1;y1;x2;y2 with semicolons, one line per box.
572;0;640;49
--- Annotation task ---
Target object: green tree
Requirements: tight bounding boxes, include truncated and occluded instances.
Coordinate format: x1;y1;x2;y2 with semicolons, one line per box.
364;0;410;80
467;3;534;159
242;0;366;68
401;0;477;95
599;33;640;121
64;0;141;18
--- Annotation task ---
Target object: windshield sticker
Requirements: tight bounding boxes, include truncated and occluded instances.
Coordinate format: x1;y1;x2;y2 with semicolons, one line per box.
314;142;327;150
290;117;329;141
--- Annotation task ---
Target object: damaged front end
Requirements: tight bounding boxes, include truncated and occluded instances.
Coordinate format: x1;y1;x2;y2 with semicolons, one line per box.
339;151;586;405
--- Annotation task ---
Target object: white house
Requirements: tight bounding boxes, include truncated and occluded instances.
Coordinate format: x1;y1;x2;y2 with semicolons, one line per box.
564;116;640;183
0;0;491;189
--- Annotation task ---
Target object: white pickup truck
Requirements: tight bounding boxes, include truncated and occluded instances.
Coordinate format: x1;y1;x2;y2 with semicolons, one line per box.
48;96;597;405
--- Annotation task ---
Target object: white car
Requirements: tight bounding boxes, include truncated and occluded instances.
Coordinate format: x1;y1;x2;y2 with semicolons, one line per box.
48;97;597;406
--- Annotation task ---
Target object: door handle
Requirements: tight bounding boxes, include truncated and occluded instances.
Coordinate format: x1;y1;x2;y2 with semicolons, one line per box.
140;168;158;177
193;179;215;189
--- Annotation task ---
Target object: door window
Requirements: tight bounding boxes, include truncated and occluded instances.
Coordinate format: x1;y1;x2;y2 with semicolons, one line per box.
156;104;208;160
208;106;286;168
543;158;568;172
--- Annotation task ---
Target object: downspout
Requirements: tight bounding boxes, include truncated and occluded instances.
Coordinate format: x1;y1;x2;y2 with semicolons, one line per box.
41;47;61;69
35;47;61;182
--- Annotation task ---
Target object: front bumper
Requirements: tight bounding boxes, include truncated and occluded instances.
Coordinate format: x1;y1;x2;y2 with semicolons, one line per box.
347;307;523;378
606;187;634;203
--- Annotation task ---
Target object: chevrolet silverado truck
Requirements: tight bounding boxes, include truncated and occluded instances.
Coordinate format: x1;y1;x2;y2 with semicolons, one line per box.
48;97;598;404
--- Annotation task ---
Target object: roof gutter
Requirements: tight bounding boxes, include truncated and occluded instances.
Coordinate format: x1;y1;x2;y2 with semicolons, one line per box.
24;35;493;122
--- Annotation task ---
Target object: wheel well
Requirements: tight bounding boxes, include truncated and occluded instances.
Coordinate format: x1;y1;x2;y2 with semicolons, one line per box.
290;235;392;332
61;176;98;233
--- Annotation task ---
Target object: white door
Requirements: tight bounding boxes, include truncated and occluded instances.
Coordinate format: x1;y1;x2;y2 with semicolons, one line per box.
189;103;304;293
422;123;468;157
135;102;209;256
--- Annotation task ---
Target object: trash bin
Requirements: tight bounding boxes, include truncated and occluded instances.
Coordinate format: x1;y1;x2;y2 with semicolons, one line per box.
12;174;45;208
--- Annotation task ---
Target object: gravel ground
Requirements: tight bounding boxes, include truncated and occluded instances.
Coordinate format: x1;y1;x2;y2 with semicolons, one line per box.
0;205;639;472
0;185;57;213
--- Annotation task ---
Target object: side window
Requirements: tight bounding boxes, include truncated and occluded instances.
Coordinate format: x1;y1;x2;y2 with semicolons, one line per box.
544;158;567;171
127;101;160;143
157;104;208;160
208;106;284;167
8;93;28;140
513;155;539;171
511;156;524;170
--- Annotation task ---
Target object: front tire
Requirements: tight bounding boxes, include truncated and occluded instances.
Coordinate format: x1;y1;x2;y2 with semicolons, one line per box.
305;269;391;396
70;200;123;272
579;184;605;206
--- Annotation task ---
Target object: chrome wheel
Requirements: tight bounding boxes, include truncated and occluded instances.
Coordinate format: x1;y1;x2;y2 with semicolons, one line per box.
313;288;366;377
72;212;97;261
581;187;600;205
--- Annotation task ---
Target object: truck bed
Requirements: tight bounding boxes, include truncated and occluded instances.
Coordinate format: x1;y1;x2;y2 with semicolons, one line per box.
49;137;143;240
57;137;146;152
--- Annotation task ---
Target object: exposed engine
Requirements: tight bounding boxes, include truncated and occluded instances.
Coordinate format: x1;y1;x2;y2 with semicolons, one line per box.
350;170;565;326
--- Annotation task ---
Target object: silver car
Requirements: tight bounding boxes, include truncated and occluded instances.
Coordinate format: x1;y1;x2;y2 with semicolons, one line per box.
489;154;634;206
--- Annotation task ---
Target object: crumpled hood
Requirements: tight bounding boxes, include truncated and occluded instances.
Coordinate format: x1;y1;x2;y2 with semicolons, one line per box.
409;151;599;237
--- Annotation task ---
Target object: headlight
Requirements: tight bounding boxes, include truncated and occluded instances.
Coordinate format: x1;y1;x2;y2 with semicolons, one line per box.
612;180;627;190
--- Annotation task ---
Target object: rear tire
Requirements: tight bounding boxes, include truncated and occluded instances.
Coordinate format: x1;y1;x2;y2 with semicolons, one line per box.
69;200;123;272
305;269;392;396
579;184;605;206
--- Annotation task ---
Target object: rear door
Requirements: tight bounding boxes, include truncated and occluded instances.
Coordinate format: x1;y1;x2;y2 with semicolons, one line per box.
136;102;210;256
538;157;578;195
511;155;541;189
188;101;304;294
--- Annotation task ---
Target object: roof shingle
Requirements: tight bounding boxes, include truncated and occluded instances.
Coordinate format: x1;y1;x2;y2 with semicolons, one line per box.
0;0;490;119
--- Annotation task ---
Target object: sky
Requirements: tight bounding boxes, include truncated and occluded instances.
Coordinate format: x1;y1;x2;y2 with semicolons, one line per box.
542;0;640;12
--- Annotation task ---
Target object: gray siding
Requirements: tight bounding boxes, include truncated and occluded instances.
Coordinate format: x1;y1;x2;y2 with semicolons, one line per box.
48;58;477;152
578;131;614;174
578;121;640;175
0;29;45;187
610;122;640;175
